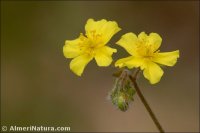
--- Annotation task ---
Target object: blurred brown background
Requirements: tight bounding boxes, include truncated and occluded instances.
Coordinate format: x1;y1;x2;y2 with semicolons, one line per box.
1;1;199;132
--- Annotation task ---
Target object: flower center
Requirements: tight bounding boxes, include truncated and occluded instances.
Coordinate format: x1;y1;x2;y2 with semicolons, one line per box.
135;42;155;59
79;31;104;56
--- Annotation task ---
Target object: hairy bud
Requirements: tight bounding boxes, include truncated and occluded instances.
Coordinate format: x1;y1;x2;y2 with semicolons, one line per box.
110;69;136;111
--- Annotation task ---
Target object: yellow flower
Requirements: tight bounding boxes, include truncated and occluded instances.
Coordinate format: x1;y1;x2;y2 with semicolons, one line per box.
115;32;179;84
63;19;121;76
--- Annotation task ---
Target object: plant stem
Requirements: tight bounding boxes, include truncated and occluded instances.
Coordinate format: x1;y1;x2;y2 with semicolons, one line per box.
129;69;165;133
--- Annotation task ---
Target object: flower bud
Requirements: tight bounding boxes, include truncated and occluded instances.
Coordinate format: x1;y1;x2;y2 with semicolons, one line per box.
109;70;136;111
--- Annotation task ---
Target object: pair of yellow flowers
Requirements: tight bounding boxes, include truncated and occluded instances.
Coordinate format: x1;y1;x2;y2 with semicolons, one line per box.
63;19;179;84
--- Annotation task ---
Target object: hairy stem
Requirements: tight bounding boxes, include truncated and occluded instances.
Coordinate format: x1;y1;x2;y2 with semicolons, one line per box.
129;69;164;133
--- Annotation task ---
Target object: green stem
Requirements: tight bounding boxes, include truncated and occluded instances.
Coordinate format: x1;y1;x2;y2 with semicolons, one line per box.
129;69;165;133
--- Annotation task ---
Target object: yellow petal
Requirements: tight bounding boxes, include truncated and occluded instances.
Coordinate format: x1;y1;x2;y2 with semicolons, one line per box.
143;61;164;84
85;18;121;45
115;56;144;69
148;33;162;52
138;32;148;41
94;46;117;66
115;56;134;68
138;32;162;52
63;34;86;58
116;32;138;55
152;50;179;66
70;54;93;76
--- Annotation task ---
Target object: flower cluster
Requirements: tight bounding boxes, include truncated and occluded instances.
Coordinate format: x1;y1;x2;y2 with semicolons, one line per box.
63;18;179;84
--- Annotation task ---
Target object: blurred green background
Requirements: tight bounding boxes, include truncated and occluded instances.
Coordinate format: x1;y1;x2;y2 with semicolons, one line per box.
1;1;199;132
